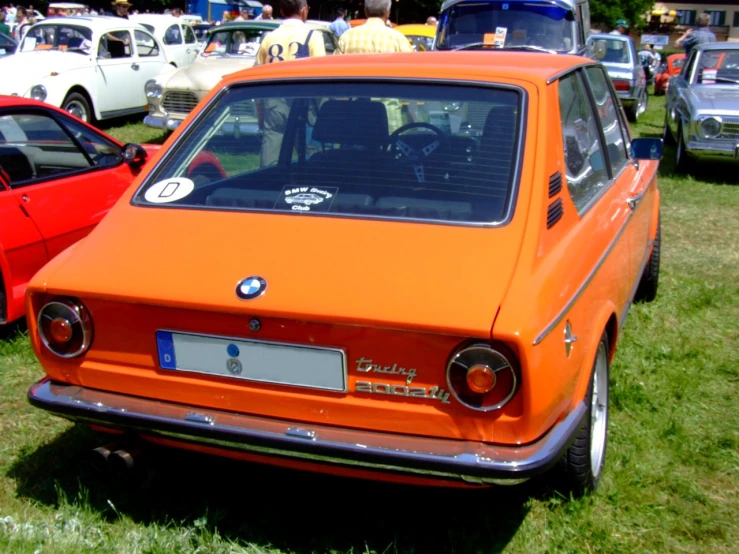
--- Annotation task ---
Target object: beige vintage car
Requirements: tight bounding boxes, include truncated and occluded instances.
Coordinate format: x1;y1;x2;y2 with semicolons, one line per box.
144;20;337;131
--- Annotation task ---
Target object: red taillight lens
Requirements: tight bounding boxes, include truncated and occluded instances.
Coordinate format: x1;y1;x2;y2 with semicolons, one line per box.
37;298;92;358
447;343;518;411
612;79;631;91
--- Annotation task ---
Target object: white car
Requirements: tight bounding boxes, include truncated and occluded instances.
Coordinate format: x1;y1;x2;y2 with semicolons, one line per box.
129;14;199;69
0;16;169;123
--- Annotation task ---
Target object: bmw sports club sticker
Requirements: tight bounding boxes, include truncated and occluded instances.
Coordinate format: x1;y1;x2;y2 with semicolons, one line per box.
144;177;195;204
278;186;338;213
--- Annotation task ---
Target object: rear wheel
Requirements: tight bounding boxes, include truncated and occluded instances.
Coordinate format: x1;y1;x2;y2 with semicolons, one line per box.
62;92;92;123
557;332;610;495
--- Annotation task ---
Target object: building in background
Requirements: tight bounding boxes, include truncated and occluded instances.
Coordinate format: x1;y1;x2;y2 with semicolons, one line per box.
650;2;738;42
187;0;264;22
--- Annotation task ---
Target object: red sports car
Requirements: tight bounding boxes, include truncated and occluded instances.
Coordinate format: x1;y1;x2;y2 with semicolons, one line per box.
0;96;156;326
654;53;686;95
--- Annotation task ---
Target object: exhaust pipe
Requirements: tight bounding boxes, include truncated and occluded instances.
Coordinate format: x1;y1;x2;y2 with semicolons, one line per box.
88;441;123;473
108;446;145;474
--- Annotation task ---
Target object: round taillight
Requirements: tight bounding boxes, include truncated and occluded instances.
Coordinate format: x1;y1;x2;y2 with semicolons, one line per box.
37;298;92;358
447;343;518;411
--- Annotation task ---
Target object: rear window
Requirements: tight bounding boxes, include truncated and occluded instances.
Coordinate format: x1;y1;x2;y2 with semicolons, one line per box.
133;82;524;225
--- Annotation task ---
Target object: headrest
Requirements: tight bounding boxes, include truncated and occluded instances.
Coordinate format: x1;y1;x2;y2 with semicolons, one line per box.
312;99;389;148
0;146;34;183
482;106;516;144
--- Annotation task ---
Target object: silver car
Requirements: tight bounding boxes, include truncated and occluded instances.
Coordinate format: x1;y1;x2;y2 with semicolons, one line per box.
587;33;648;122
664;42;739;172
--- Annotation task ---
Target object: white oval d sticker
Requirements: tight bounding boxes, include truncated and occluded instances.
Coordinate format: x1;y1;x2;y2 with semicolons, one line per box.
144;177;195;204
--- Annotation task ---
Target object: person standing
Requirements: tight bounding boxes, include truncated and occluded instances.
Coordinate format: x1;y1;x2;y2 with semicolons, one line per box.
334;0;412;132
0;12;10;37
255;0;326;167
233;8;250;21
609;19;628;35
676;13;716;56
329;7;350;37
111;0;131;19
254;4;273;20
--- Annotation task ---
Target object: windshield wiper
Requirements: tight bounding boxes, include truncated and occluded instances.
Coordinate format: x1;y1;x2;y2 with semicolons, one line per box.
453;43;556;54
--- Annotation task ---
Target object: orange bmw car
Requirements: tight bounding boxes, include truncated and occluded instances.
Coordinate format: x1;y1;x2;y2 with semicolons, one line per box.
26;51;663;493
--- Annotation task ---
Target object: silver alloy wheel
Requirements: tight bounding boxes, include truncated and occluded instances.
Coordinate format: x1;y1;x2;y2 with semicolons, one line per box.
65;100;88;122
590;340;608;477
637;91;647;117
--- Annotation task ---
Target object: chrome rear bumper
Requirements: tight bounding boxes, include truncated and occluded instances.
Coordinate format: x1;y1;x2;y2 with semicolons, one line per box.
28;378;586;485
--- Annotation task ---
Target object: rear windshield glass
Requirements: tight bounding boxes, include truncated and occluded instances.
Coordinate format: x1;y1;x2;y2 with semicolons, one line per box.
133;82;523;225
437;1;574;53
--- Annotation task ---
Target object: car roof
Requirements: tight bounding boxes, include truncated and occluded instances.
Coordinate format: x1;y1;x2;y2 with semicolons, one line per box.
587;33;632;43
395;24;436;37
208;21;280;32
31;16;149;33
441;0;578;12
223;51;592;87
695;42;739;52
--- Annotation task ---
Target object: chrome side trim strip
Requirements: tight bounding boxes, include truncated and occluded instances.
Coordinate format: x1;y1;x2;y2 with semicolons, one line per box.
28;379;586;482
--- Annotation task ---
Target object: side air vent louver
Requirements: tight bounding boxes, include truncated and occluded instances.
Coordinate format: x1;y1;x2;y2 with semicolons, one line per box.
548;172;562;198
547;198;563;228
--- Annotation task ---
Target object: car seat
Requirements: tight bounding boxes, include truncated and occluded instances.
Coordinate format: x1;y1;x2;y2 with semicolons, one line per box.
0;146;35;183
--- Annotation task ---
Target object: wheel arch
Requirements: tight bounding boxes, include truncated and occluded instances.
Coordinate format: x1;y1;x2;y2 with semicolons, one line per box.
64;85;98;121
571;305;618;410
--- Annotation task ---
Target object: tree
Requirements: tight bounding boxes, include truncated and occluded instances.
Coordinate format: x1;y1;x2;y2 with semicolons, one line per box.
590;0;654;32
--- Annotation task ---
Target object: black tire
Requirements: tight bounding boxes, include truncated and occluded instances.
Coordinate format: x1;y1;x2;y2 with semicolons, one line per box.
556;332;610;496
62;92;93;123
634;216;661;303
675;124;693;174
625;100;638;123
662;112;675;145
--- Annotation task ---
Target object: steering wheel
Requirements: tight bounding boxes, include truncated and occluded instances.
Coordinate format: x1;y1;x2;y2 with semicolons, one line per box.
388;122;451;184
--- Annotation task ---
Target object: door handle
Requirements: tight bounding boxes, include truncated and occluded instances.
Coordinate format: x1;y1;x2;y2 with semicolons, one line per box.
131;63;139;70
627;187;648;210
22;194;29;202
186;49;191;53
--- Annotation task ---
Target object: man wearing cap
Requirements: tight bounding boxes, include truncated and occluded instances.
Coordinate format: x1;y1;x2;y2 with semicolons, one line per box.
609;19;629;35
233;8;250;21
111;0;131;18
329;8;350;37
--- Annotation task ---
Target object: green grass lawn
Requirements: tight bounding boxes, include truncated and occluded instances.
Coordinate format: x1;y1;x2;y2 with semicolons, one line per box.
1;96;737;553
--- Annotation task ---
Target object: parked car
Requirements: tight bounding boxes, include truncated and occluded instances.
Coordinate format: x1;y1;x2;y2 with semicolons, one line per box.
664;42;739;173
0;96;155;325
0;32;16;56
26;51;662;493
654;53;685;96
144;20;338;131
587;33;648;122
129;14;199;68
396;24;436;51
435;0;592;56
0;16;169;123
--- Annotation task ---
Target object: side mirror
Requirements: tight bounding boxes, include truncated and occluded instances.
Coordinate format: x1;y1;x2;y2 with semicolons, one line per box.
122;143;148;168
630;138;663;160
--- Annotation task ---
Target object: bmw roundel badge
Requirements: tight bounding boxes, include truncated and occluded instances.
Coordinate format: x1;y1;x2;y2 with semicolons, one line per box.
236;276;267;300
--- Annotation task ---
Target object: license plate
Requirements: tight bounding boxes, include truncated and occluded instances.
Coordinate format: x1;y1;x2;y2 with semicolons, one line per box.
156;330;346;392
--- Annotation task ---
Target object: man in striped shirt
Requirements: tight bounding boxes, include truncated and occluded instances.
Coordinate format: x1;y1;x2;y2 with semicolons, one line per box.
255;0;326;166
335;0;412;132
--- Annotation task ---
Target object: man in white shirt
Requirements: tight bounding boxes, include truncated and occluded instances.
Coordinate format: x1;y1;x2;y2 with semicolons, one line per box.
254;5;273;20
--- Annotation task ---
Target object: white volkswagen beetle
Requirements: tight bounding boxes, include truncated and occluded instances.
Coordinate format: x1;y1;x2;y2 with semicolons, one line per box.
128;14;199;69
0;16;169;123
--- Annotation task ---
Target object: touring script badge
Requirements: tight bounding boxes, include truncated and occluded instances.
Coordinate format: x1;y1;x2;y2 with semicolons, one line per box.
354;357;451;404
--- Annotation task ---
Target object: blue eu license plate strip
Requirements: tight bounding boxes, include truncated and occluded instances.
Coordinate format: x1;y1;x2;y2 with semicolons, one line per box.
156;331;177;369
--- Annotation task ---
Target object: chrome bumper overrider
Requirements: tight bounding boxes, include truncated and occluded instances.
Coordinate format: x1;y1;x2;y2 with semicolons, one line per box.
144;114;182;130
28;379;586;484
